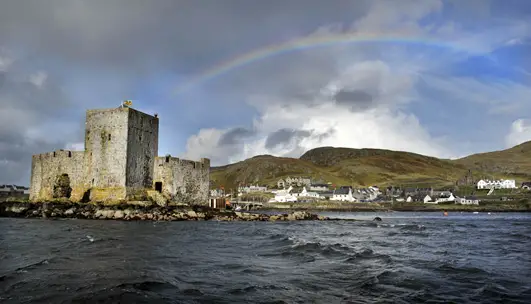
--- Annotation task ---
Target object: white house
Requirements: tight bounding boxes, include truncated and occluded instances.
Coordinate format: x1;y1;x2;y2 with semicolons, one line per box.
309;183;329;192
424;195;437;204
477;179;517;190
330;187;357;202
293;187;320;199
210;189;224;197
0;185;29;196
435;193;455;203
238;185;268;193
268;186;298;203
277;176;312;188
455;196;480;205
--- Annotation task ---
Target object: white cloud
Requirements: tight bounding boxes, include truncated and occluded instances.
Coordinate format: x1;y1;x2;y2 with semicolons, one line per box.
65;142;84;151
184;99;453;165
506;119;531;147
0;56;12;72
29;71;48;88
182;0;531;165
0;48;14;72
351;0;443;33
183;58;455;165
421;74;531;115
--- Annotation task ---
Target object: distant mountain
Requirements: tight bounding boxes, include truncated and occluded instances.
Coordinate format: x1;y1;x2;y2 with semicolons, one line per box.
209;141;531;190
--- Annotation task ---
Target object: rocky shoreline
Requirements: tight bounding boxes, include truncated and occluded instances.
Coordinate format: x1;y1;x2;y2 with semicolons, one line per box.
262;202;531;213
0;201;330;222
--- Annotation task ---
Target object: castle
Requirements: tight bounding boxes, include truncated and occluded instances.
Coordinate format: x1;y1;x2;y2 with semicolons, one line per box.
29;106;210;204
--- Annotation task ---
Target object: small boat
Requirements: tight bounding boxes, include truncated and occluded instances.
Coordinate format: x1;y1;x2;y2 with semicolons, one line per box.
473;211;479;214
235;206;242;211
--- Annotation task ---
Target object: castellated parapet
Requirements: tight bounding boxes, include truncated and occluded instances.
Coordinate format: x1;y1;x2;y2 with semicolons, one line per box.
29;107;210;204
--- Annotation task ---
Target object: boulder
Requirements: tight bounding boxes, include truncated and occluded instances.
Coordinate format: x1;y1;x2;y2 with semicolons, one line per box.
114;210;124;219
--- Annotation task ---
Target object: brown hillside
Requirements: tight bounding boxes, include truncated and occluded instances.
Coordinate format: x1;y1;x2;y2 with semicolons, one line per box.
209;142;531;191
209;155;345;190
210;147;473;190
453;141;531;180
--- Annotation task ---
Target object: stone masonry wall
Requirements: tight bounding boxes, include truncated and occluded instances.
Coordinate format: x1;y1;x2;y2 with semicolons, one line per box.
29;150;87;202
125;108;159;196
85;108;129;200
153;156;210;205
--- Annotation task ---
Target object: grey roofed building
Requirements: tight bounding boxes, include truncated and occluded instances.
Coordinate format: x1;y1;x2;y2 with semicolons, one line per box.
334;187;351;195
320;191;334;199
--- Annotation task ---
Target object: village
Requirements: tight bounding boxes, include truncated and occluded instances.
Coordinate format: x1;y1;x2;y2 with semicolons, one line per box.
0;185;30;201
210;176;531;207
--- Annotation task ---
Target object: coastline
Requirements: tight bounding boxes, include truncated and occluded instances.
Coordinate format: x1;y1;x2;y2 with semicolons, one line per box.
0;201;330;222
260;202;531;213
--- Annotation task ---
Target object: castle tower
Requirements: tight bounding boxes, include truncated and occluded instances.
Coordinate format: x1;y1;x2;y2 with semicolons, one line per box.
30;105;209;204
84;107;159;200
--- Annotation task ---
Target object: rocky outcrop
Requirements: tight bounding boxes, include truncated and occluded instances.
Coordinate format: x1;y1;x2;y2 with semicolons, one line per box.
0;201;330;222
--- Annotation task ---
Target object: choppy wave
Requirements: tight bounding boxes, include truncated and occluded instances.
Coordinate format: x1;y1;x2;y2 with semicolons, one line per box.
1;212;530;303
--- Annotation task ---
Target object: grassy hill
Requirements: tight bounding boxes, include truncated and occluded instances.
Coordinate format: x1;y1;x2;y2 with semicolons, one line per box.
453;141;531;181
209;141;531;191
209;154;348;190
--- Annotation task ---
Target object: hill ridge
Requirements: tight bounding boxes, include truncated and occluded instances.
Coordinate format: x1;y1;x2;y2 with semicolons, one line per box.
209;141;531;189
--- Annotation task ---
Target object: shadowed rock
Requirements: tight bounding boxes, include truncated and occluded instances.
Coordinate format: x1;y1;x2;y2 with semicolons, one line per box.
0;201;330;222
53;173;72;199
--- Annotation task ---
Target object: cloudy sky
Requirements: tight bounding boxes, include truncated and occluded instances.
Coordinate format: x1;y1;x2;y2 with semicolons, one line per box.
1;0;530;185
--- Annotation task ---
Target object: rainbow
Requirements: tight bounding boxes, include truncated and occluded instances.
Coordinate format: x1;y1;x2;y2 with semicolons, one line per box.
173;31;465;95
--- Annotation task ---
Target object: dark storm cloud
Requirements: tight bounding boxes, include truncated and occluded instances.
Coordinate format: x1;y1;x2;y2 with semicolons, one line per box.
0;64;76;184
218;127;256;146
0;0;370;73
265;128;312;149
333;89;376;111
0;0;376;184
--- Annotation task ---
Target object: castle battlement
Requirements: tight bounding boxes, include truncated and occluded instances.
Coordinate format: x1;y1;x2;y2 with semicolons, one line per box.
156;156;210;170
29;106;210;204
33;149;85;159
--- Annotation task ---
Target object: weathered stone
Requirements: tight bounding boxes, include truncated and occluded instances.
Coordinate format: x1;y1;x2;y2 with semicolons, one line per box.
0;201;332;222
7;206;27;213
29;107;210;205
269;215;280;221
114;210;124;219
147;190;168;207
52;174;72;199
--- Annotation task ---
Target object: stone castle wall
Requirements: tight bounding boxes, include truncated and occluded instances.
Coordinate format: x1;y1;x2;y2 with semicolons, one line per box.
125;108;159;195
29;150;88;202
85;108;129;200
153;156;210;205
30;107;209;204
